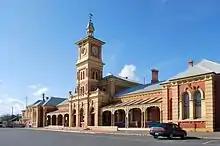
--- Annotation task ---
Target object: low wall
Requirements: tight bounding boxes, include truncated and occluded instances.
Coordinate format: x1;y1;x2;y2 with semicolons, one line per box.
46;125;64;130
88;126;118;132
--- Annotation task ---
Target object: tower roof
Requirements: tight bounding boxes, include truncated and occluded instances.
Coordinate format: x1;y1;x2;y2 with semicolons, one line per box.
86;13;95;36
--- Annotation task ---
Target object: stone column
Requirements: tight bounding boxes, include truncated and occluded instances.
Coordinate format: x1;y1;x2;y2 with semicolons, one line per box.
32;109;34;125
141;111;144;128
56;115;58;126
84;102;88;127
205;78;215;132
111;109;115;126
76;104;79;127
125;109;129;128
201;98;206;119
36;108;39;127
143;110;146;128
62;115;65;126
179;101;183;120
69;100;73;127
162;86;168;122
50;116;52;125
189;99;194;119
95;104;99;126
172;85;179;122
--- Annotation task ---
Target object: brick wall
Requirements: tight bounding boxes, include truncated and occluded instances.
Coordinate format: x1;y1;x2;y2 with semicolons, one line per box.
179;121;206;129
214;76;220;131
178;81;205;94
168;88;172;120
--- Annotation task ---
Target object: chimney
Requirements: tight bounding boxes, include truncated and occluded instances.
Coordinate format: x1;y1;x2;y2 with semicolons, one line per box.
188;60;193;67
151;69;159;83
42;93;45;101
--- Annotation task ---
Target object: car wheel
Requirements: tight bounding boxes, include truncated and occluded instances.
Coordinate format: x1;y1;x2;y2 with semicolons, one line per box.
168;133;173;139
181;133;186;140
153;135;158;139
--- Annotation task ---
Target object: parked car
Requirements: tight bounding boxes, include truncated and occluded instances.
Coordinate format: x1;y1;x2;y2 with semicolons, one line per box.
0;122;3;127
145;121;161;128
149;123;187;139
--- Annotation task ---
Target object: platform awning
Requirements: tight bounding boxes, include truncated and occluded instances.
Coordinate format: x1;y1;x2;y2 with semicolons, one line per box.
47;109;69;116
102;97;162;111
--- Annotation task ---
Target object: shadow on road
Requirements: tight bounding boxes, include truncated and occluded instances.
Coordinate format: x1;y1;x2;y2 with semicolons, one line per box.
157;136;201;140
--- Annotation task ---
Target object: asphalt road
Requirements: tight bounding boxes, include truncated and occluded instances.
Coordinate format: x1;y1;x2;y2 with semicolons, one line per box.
0;128;220;146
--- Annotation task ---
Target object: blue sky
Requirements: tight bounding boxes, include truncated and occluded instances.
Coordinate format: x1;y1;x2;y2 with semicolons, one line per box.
0;0;220;115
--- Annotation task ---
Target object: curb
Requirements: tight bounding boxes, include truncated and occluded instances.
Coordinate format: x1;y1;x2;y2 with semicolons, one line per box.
27;128;220;140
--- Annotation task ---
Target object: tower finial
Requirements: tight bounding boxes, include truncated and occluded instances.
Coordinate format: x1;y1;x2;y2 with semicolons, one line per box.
86;13;95;36
89;13;93;22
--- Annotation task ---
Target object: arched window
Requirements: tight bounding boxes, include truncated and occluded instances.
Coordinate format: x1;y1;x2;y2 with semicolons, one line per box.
80;72;82;80
194;90;201;119
82;71;85;79
183;92;190;119
95;72;98;80
92;71;95;79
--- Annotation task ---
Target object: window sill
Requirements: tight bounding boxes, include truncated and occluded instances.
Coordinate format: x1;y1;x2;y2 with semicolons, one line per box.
178;119;205;122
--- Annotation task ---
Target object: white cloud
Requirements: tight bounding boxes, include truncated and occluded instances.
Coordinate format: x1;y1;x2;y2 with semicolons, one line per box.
118;64;139;81
28;84;49;96
33;87;48;96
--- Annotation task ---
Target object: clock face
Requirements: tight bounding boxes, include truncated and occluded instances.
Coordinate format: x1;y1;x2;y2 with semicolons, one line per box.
92;47;98;56
81;47;87;55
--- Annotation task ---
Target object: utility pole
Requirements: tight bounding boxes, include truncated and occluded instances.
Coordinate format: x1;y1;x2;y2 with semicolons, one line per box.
11;106;14;118
25;96;28;108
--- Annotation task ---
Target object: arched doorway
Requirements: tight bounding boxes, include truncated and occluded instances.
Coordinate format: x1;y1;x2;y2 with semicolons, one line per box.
73;109;76;127
64;114;69;127
128;108;141;128
102;111;111;126
57;114;63;126
79;108;84;127
114;109;125;127
89;107;95;126
52;115;56;125
47;115;51;126
146;106;160;122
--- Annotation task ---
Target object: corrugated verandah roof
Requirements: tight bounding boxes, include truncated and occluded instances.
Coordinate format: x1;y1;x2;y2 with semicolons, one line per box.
102;96;162;109
47;109;69;115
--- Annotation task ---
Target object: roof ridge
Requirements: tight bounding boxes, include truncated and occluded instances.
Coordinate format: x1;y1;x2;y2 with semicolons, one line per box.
201;59;220;66
196;64;213;72
50;96;66;99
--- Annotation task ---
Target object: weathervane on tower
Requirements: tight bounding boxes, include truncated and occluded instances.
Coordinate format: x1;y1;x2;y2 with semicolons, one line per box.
86;13;95;36
89;13;93;22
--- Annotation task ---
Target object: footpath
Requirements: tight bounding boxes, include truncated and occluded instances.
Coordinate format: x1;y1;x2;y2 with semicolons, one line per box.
28;127;220;140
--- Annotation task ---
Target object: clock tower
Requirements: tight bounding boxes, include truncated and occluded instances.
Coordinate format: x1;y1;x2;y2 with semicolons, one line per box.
75;14;105;95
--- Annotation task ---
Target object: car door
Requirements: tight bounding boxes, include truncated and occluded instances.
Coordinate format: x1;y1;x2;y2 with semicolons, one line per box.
172;124;183;136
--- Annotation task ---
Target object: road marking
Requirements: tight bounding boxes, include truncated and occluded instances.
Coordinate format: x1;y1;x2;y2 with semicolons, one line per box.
202;140;217;145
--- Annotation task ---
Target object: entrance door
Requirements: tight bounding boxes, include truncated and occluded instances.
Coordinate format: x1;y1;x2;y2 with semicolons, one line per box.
91;113;95;126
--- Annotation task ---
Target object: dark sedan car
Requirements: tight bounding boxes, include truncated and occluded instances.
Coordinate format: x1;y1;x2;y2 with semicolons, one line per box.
149;123;187;139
